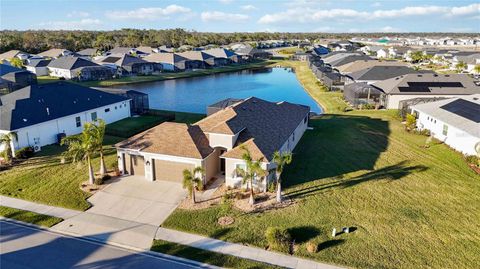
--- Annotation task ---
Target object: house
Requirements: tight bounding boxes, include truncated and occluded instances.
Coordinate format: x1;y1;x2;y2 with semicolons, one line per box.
0;50;30;61
135;46;156;55
178;51;216;68
336;60;407;74
0;82;130;154
95;88;149;115
376;48;389;59
144;53;190;71
0;64;37;92
95;54;158;76
312;45;330;56
411;94;480;155
235;46;272;60
204;48;241;64
25;59;51;76
115;97;310;190
344;66;426;85
76;48;99;59
106;47;150;58
47;57;115;81
37;48;73;59
372;73;480;109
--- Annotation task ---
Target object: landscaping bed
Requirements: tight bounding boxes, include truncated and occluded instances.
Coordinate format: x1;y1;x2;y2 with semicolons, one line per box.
0;206;63;227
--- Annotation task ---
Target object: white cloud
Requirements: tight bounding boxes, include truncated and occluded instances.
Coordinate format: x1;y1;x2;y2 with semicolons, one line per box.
67;11;90;18
201;11;249;22
241;5;256;11
36;19;102;30
259;3;480;24
106;5;192;20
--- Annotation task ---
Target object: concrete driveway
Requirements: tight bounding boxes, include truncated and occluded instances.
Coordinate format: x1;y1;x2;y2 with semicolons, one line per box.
52;176;186;249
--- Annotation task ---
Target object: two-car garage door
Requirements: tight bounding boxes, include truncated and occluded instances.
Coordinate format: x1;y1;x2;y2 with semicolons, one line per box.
153;159;194;182
124;153;194;183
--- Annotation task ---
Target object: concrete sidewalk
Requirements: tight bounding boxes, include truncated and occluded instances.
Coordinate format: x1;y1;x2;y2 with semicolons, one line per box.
156;228;344;269
0;195;81;219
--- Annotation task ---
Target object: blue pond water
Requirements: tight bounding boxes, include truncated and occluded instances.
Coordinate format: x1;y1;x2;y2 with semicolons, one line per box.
119;68;322;114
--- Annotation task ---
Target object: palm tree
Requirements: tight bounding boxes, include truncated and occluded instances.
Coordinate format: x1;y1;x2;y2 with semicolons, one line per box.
0;132;17;163
86;120;107;176
272;151;293;203
61;126;97;185
182;167;205;203
456;61;467;72
236;146;266;205
474;64;480;74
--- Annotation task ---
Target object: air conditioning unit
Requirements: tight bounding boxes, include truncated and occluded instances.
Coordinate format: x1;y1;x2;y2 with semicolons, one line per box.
33;145;41;152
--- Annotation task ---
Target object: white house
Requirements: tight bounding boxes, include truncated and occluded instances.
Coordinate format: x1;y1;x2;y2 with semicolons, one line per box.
372;73;480;109
115;97;310;191
47;56;99;79
0;82;131;155
411;95;480;155
376;48;388;59
25;59;51;76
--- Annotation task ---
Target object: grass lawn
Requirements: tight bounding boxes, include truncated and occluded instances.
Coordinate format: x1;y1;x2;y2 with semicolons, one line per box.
0;206;63;227
37;76;60;84
151;240;281;269
162;110;480;269
79;60;275;87
0;135;124;210
270;60;347;114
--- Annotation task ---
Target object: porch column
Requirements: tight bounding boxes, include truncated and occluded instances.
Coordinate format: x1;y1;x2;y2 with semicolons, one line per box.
144;156;154;182
117;151;125;174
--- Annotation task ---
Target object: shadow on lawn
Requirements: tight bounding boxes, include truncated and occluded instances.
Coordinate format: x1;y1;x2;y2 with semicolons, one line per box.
287;160;428;199
288;226;320;244
283;114;391;188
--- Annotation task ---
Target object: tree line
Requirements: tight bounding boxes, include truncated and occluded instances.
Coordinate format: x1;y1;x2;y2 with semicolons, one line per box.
1;29;474;54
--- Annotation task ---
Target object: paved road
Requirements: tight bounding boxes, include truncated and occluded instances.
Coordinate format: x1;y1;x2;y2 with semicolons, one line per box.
0;220;216;269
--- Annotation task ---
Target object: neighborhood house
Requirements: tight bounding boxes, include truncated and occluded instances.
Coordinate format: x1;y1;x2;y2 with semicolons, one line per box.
115;97;310;190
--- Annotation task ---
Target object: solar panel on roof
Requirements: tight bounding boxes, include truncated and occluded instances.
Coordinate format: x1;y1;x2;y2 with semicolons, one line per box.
102;57;120;63
398;86;431;92
440;99;480;123
398;81;464;93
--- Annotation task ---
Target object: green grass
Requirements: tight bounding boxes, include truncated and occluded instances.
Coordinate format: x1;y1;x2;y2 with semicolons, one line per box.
0;206;63;227
149;110;206;124
162;110;480;269
151;240;281;269
270;60;347;114
105;115;170;138
37;76;60;84
0;135;124;210
79;61;275;87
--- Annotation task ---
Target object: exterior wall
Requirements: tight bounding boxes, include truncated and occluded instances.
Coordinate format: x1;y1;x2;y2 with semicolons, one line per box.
48;67;74;79
386;94;465;109
10;101;130;152
224;158;269;191
26;66;48;76
414;110;480;155
279;115;309;153
207;133;237;150
203;148;221;183
161;63;175;71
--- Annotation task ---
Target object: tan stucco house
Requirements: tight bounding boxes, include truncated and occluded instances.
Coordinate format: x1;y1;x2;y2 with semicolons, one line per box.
115;97;310;190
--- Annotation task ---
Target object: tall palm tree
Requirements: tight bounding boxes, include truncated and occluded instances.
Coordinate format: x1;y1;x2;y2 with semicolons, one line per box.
236;146;266;205
86;120;107;176
182;167;205;203
272;151;293;203
0;132;17;163
61;126;96;185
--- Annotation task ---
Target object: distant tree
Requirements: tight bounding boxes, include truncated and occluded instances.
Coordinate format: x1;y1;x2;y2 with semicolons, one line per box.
410;51;425;63
456;61;467;72
182;167;205;203
473;64;480;74
9;57;23;68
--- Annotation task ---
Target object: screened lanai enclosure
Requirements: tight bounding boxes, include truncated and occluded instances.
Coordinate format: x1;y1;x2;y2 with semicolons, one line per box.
343;82;383;108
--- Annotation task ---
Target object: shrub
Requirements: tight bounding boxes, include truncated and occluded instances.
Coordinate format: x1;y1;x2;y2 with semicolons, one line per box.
306;240;318;253
405;113;417;131
94;177;103;185
265;227;292;252
413;129;431;136
465;155;479;166
102;174;111;181
15;146;34;159
267;181;276;193
218;194;233;217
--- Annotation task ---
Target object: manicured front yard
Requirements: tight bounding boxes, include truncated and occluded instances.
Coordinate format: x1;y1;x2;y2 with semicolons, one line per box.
162;110;480;269
151;240;281;269
0;206;63;227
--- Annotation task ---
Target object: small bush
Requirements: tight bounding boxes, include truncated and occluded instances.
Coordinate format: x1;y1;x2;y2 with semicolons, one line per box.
306;240;318;253
267;181;276;193
94;177;103;185
413;129;430;136
405;113;417;131
15;147;34;159
218;194;233;217
102;174;111;181
465;155;479;166
265;227;292;252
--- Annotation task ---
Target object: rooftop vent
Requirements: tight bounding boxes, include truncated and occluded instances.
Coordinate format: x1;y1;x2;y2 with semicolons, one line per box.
473;97;479;100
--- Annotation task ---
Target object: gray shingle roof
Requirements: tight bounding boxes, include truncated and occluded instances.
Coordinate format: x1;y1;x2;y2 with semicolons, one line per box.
347;66;423;81
26;59;51;67
48;56;98;70
0;82;129;131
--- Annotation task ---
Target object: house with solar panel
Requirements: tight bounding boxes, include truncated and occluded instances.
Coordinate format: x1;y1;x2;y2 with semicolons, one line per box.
411;94;480;155
372;74;480;109
0;82;130;155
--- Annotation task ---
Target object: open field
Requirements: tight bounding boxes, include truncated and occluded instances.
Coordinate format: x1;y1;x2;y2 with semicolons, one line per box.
0;206;63;227
151;240;281;269
162;110;480;269
78;60;276;87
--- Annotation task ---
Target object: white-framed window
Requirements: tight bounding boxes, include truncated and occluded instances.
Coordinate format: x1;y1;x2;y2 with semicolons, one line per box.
442;124;448;136
75;116;81;127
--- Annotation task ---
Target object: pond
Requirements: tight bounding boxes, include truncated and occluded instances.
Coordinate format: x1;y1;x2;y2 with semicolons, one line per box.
117;68;322;114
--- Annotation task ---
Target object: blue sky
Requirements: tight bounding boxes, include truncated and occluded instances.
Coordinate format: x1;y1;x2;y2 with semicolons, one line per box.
1;0;479;32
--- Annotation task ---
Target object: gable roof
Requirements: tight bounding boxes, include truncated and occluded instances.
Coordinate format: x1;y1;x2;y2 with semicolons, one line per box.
37;49;71;58
203;48;237;59
26;59;51;67
143;53;187;64
108;47;134;55
0;50;27;60
412;94;480;137
0;64;25;76
347;66;423;81
96;54;148;67
115;122;213;159
76;48;98;57
0;82;128;131
336;60;407;73
196;97;310;161
48;56;99;70
373;74;480;95
329;55;373;67
178;51;214;61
